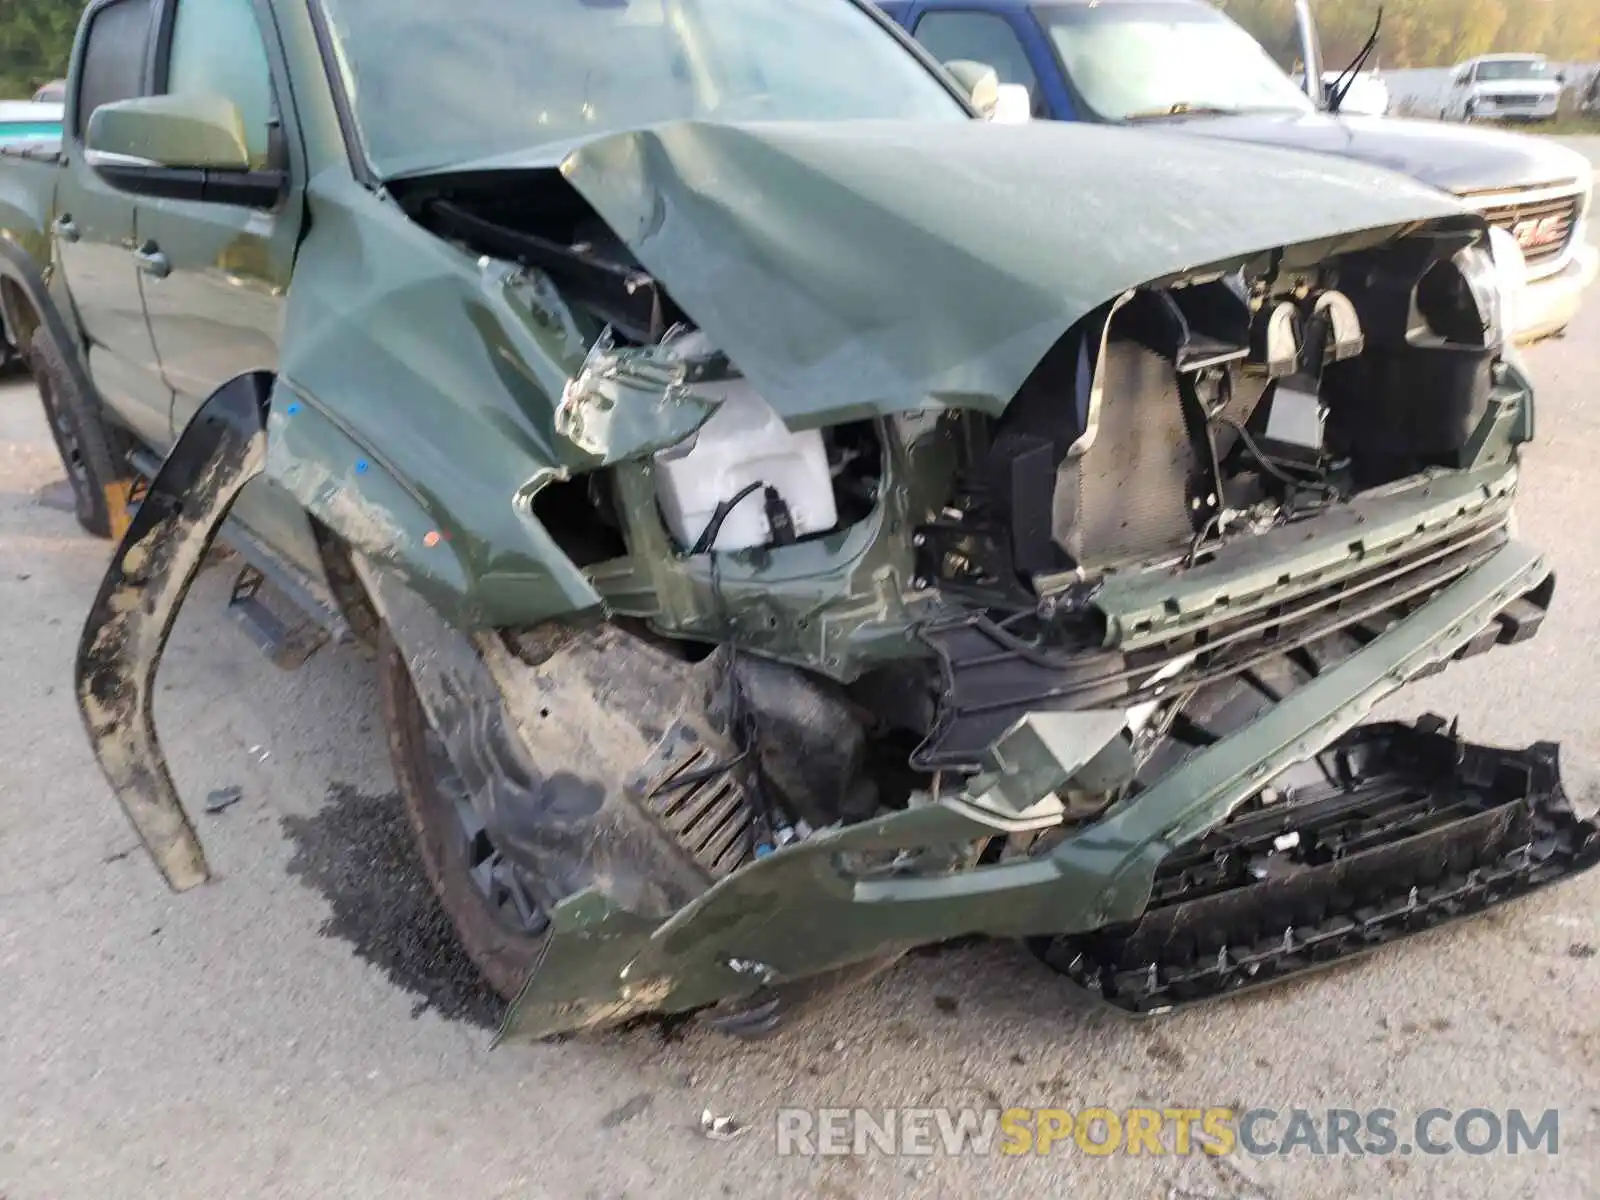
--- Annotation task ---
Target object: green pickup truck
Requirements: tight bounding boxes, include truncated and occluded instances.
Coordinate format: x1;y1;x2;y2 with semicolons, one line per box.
3;0;1595;1042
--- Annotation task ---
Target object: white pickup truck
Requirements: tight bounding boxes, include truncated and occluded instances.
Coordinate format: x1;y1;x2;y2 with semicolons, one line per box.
1440;54;1563;124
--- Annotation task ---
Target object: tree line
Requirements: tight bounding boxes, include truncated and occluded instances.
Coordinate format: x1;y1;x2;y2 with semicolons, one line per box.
1215;0;1599;72
0;0;78;100
5;0;1600;101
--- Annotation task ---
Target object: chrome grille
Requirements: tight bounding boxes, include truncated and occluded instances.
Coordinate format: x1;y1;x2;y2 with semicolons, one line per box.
1470;188;1583;268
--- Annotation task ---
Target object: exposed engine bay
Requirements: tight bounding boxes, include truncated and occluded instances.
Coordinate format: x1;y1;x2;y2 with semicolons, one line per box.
407;164;1512;582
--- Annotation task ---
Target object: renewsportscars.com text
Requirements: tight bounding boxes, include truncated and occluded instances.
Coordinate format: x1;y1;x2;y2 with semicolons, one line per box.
774;1106;1560;1158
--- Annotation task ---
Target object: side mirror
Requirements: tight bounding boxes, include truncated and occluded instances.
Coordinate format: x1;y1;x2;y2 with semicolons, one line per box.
87;93;252;170
83;93;282;207
991;84;1033;125
944;59;1003;119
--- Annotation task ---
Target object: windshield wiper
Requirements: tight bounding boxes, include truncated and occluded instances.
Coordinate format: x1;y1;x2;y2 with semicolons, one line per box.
1328;6;1383;113
1122;103;1245;122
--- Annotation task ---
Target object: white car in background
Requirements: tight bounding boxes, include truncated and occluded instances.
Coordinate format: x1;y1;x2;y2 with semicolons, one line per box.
1294;70;1390;116
1441;54;1562;124
1320;70;1388;115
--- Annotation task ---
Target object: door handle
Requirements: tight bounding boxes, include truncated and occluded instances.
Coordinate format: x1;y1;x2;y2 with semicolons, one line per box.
133;243;170;280
54;215;80;243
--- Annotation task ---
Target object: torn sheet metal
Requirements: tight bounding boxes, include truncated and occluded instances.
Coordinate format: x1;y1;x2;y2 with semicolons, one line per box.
351;555;745;918
554;325;723;463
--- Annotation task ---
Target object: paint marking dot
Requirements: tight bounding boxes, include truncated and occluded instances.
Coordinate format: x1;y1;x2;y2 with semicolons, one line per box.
423;531;441;548
285;402;301;416
355;460;370;474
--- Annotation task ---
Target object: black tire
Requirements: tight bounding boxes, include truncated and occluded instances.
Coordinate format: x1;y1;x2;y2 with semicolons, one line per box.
28;332;133;539
378;631;550;1000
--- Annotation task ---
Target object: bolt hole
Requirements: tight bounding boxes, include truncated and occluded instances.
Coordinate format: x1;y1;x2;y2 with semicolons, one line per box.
539;707;550;719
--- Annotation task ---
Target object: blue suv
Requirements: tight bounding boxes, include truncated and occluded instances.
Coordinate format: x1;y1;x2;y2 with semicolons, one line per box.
879;0;1597;343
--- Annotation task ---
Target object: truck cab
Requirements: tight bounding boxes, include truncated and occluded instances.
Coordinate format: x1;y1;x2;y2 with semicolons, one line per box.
881;0;1597;344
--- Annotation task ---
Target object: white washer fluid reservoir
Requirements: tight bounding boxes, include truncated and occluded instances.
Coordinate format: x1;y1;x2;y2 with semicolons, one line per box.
653;379;839;552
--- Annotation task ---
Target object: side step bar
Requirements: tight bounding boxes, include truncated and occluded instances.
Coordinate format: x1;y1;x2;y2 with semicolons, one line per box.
1034;718;1600;1013
128;445;349;671
74;373;273;892
228;563;332;670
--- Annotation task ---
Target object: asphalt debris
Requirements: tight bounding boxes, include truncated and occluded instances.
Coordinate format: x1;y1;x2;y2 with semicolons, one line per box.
600;1093;654;1128
34;479;76;513
282;783;502;1029
204;785;245;814
1144;1032;1187;1070
700;1109;747;1141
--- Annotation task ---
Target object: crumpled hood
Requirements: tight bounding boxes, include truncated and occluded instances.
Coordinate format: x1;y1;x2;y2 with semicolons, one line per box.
1170;112;1590;196
556;119;1468;426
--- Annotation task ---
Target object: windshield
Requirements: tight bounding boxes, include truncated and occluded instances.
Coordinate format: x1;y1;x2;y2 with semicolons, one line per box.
315;0;967;177
1038;1;1314;121
1475;60;1552;83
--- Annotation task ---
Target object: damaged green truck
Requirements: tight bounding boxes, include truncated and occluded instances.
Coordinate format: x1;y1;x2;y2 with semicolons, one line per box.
3;0;1596;1041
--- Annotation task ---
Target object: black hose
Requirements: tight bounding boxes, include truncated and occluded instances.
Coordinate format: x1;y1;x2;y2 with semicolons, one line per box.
654;480;782;856
688;480;769;556
1211;415;1339;498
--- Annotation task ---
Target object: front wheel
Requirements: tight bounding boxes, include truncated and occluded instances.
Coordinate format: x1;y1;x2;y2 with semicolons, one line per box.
379;632;553;1000
28;332;135;538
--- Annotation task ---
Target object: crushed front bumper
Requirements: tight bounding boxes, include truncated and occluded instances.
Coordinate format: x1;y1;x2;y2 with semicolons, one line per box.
501;536;1589;1041
1036;719;1599;1013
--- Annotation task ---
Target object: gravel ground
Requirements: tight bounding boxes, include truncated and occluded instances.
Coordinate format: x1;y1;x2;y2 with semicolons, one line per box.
2;148;1597;1199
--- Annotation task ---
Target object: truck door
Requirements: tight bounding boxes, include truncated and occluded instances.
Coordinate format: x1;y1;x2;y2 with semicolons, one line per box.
135;0;322;584
903;7;1053;119
137;0;298;434
55;0;174;451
